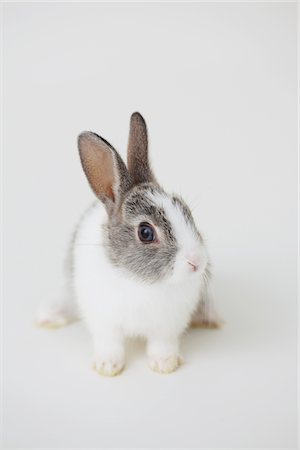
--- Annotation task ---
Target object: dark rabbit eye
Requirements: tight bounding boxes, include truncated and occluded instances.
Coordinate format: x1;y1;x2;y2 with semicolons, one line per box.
138;222;156;243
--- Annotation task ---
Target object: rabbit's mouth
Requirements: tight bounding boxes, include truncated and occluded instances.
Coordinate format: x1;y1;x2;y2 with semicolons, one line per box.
166;245;209;285
187;260;199;272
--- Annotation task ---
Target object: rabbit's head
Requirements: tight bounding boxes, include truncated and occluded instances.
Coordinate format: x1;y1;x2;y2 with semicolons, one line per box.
78;113;209;284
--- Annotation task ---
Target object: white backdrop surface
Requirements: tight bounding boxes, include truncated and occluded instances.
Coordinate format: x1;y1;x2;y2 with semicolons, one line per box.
3;3;298;449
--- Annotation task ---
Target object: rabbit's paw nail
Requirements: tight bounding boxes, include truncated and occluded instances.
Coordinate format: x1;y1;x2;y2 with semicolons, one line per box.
92;358;124;377
149;355;183;374
36;315;70;329
191;319;224;329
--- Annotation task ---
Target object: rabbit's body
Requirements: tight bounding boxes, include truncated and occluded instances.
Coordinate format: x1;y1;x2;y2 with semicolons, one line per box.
74;202;205;338
37;112;220;376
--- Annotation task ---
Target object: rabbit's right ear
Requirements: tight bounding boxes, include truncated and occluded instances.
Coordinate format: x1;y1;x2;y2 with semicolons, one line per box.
78;132;131;212
127;112;156;185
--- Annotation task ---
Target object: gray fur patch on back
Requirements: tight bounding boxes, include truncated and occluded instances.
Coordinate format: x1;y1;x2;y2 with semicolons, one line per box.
103;184;177;283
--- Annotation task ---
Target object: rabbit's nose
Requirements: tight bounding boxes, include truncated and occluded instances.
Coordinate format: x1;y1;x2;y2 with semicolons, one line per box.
187;260;199;272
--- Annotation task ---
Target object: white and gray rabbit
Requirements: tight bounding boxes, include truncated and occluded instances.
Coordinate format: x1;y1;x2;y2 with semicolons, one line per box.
37;112;221;376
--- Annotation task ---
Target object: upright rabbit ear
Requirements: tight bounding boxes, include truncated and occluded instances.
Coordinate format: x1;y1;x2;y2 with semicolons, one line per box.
127;112;156;185
78;132;131;212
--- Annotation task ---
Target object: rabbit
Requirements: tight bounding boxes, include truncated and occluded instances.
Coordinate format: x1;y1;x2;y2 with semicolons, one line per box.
36;112;221;376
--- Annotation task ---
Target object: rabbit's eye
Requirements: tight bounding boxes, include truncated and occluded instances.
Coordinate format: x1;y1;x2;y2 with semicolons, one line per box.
138;222;156;243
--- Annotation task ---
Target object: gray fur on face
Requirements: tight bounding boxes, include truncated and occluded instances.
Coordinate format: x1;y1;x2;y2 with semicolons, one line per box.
103;184;178;283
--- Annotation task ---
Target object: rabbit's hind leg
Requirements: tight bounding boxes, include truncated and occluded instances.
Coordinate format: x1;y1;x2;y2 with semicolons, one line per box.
190;284;223;329
35;293;79;329
36;239;80;329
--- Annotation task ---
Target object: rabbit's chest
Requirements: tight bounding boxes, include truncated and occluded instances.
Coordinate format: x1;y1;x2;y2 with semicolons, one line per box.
114;276;202;336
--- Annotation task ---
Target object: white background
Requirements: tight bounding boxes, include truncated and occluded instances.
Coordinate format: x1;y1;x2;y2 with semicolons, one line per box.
3;2;298;449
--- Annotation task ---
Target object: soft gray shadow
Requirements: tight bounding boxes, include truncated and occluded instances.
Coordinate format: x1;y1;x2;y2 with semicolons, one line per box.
124;337;146;364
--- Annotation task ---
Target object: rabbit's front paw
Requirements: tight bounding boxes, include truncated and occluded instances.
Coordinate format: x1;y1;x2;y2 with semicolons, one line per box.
92;357;124;377
149;355;183;374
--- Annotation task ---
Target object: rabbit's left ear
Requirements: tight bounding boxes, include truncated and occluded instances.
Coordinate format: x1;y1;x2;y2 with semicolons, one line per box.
127;112;156;185
78;131;132;212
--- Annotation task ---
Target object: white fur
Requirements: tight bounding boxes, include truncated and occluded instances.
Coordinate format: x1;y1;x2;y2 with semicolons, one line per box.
147;192;209;283
37;196;212;376
69;197;208;375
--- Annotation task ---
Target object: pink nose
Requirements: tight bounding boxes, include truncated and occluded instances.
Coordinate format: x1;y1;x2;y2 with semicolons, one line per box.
187;260;199;272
